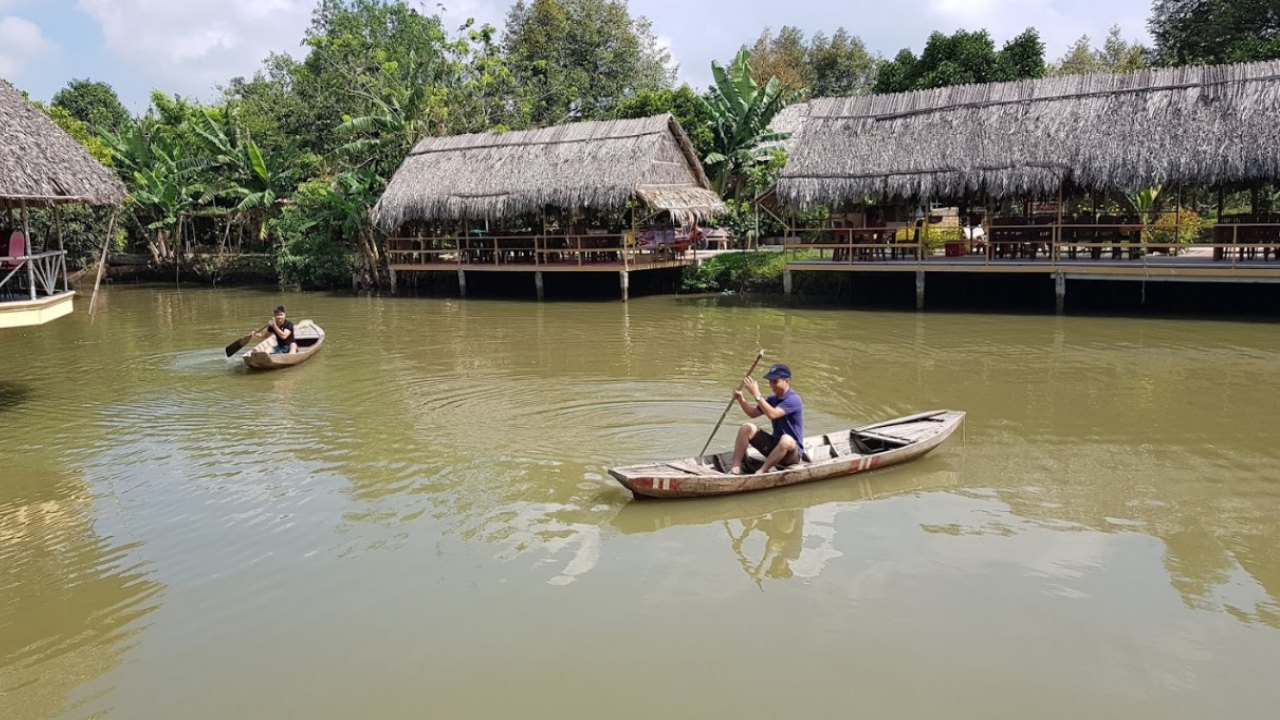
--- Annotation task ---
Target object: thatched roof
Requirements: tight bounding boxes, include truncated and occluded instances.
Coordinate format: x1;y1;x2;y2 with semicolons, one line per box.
0;80;126;207
373;114;724;229
778;60;1280;207
759;101;811;155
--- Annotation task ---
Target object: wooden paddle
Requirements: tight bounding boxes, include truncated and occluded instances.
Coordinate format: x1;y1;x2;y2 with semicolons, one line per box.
224;324;269;357
698;349;765;460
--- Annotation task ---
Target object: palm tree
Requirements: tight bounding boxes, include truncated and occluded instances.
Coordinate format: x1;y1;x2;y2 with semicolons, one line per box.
698;49;800;199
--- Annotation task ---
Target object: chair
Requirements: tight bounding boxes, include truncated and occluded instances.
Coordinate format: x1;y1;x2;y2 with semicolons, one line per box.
1;231;28;299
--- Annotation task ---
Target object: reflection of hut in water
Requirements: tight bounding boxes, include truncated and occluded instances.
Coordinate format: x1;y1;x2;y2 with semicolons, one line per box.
0;80;125;328
776;61;1280;308
373;114;724;300
0;462;163;718
992;472;1280;629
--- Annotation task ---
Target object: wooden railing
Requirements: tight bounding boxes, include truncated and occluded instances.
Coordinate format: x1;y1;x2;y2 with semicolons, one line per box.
387;234;699;268
785;223;1280;268
0;250;68;300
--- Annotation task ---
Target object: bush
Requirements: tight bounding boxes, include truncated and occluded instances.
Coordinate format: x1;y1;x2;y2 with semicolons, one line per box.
682;250;791;293
1148;207;1203;250
269;179;358;289
276;233;353;289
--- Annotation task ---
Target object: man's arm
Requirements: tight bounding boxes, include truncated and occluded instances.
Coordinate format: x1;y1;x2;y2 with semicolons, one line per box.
733;389;762;418
269;320;292;341
753;395;786;420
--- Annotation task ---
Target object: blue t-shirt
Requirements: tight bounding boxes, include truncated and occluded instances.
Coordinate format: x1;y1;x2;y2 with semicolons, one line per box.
767;389;804;449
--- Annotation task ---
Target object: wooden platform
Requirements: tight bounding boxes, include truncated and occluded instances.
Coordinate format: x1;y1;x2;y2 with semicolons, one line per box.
785;256;1280;283
389;258;694;273
0;290;75;329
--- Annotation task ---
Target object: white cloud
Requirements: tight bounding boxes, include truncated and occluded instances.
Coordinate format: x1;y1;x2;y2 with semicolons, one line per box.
0;16;54;78
75;0;312;99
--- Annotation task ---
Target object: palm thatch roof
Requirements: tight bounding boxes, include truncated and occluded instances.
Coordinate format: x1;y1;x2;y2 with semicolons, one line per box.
778;60;1280;207
372;114;724;229
759;101;811;155
0;80;126;207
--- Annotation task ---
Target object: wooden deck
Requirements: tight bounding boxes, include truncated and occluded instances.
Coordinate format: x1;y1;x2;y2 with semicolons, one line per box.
387;233;700;275
785;242;1280;283
389;258;695;273
0;290;75;329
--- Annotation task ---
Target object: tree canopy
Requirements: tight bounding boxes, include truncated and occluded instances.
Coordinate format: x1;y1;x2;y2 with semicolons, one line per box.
747;26;878;99
51;78;131;134
1150;0;1280;65
503;0;674;125
1054;26;1150;76
874;28;1046;93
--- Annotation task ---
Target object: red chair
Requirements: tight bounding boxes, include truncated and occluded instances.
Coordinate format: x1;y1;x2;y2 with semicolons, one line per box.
1;231;28;299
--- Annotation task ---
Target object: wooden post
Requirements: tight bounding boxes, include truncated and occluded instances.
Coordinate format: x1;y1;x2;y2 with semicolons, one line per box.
577;235;582;267
783;269;793;296
89;210;117;315
54;205;67;292
915;268;925;310
21;204;34;299
1056;185;1064;263
457;268;467;297
1054;270;1066;315
619;269;629;302
921;197;930;262
535;270;544;301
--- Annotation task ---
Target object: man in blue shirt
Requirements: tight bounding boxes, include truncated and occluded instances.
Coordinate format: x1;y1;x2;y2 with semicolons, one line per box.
729;363;805;475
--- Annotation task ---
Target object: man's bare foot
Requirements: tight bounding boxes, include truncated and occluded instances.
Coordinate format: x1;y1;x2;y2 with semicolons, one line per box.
729;466;743;475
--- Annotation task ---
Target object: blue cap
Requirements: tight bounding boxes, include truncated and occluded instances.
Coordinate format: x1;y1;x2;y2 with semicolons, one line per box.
763;363;791;380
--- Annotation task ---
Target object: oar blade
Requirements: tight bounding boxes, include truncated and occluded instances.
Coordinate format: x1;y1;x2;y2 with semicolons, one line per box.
224;326;267;357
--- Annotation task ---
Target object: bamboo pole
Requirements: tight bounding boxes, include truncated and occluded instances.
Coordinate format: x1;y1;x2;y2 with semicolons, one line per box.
54;205;67;292
21;204;34;299
89;210;117;315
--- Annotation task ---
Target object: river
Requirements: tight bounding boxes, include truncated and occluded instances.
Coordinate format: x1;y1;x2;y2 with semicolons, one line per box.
2;285;1277;718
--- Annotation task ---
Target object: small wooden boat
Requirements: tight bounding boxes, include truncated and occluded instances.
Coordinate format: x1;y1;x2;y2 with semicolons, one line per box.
241;319;325;371
608;409;965;499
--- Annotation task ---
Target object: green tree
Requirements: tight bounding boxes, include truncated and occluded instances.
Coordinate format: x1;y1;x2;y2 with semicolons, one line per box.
747;26;877;99
51;78;131;134
874;28;1046;93
1150;0;1280;65
287;0;453;155
615;85;715;158
809;28;878;97
749;26;811;94
503;0;674;125
698;49;797;199
1053;26;1149;75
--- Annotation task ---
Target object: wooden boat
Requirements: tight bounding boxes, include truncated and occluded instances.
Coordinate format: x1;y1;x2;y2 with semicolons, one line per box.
608;409;965;499
241;319;325;371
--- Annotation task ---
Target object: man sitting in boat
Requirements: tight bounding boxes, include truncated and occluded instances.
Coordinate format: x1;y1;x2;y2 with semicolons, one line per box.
729;363;805;475
267;305;296;354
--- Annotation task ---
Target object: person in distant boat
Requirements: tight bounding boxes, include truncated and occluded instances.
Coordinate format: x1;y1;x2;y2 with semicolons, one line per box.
267;305;296;354
729;363;806;475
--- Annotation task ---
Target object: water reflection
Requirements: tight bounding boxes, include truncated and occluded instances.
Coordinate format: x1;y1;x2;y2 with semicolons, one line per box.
613;464;961;585
0;457;164;719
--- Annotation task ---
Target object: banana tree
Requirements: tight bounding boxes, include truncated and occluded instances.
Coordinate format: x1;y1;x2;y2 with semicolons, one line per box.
1129;185;1163;245
697;48;800;199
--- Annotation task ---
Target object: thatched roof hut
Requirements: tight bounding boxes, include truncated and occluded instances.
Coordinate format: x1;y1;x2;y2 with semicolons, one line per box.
778;60;1280;208
759;101;811;155
0;80;126;207
372;114;724;230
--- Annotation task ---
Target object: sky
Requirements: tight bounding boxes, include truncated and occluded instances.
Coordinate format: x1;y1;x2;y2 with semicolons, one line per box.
3;0;1155;112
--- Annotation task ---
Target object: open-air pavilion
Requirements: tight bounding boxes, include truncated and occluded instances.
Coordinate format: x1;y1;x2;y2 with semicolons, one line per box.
373;113;724;299
776;60;1280;309
0;80;125;329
